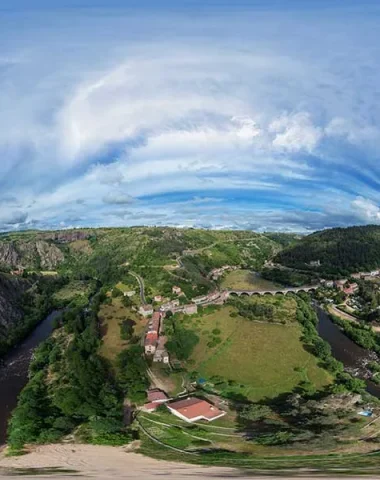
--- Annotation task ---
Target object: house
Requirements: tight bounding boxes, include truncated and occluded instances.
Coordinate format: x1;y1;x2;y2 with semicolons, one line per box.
140;402;160;413
153;336;170;363
10;269;24;276
309;260;321;267
154;295;163;302
144;332;158;354
147;389;169;403
172;286;182;295
334;279;347;290
160;299;180;312
351;273;362;279
124;290;136;297
371;270;380;276
343;283;359;296
321;279;334;288
139;305;154;317
166;397;226;423
192;294;209;304
182;304;198;315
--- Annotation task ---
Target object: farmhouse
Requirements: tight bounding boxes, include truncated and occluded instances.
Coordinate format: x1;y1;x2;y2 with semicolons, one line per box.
140;389;169;413
160;299;180;312
144;312;162;354
166;397;226;423
153;335;169;363
182;304;198;315
139;305;154;317
172;286;182;295
154;295;163;302
147;388;169;403
124;290;136;297
144;332;158;354
343;283;359;296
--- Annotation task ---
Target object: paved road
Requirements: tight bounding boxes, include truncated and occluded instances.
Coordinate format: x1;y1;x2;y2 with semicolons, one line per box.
129;271;146;305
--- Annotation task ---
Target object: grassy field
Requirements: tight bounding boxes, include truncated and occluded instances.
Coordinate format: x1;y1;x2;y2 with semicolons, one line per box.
221;269;280;290
98;297;146;364
185;305;331;401
53;280;90;302
138;434;380;475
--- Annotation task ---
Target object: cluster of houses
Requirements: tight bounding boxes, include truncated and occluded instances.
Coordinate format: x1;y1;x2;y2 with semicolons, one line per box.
351;270;380;281
208;265;238;280
143;311;169;364
321;278;359;295
141;390;226;423
320;270;380;296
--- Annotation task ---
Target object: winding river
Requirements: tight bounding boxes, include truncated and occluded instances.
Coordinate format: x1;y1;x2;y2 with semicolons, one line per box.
0;303;379;447
0;311;61;445
316;305;380;398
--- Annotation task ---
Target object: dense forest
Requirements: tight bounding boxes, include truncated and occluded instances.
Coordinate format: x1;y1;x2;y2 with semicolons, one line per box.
7;290;138;450
275;225;380;276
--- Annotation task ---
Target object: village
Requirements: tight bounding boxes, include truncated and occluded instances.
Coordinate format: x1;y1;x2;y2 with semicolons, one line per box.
123;265;380;422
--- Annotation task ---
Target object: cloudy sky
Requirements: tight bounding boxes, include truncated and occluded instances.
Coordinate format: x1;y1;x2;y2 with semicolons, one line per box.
0;0;380;232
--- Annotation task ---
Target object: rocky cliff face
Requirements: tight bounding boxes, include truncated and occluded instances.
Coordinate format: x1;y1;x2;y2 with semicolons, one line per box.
0;273;29;339
0;239;65;270
41;230;91;243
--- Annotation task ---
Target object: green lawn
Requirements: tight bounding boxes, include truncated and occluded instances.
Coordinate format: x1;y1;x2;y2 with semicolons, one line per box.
186;306;331;401
98;297;146;364
221;269;280;290
53;280;90;301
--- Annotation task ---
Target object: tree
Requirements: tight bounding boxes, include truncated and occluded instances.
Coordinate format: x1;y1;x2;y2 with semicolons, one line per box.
240;404;272;422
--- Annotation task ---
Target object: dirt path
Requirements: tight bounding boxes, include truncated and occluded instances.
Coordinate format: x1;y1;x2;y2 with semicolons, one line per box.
146;367;170;392
1;444;380;480
129;271;146;305
329;304;380;332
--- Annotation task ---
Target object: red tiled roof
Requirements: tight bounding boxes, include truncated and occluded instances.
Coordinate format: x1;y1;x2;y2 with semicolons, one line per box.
147;389;168;402
144;332;158;346
142;402;160;411
168;397;224;421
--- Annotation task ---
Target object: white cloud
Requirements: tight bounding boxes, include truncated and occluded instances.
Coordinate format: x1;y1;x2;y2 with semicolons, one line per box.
0;6;379;232
351;196;380;223
269;112;323;153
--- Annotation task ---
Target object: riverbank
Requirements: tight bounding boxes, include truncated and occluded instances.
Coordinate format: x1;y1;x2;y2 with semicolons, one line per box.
0;310;61;445
1;444;380;479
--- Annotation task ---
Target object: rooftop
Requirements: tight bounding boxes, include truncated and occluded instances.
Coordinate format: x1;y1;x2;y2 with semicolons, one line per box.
147;389;168;403
167;397;225;421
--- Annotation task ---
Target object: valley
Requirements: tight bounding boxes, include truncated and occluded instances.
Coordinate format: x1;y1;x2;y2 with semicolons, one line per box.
1;225;380;475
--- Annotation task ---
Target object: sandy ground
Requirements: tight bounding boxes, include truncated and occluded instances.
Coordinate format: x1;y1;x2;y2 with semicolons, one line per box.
0;444;380;480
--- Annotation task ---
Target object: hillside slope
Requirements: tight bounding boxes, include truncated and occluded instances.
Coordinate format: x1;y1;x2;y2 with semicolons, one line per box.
0;274;31;355
275;225;380;275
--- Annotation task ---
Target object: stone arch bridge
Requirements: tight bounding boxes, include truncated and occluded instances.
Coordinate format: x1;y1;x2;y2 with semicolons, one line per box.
225;285;319;297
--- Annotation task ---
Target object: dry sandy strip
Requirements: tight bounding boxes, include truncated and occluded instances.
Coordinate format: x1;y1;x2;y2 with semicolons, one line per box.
0;444;379;480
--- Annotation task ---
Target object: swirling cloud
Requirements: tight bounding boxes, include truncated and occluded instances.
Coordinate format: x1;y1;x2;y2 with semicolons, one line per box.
0;2;379;232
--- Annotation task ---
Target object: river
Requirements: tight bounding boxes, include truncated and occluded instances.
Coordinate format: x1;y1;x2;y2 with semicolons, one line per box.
316;305;380;398
0;310;61;446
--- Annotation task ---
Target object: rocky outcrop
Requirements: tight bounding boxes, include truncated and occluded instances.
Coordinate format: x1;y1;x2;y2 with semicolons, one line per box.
0;273;30;340
0;243;20;267
41;230;91;243
35;241;64;269
0;239;65;270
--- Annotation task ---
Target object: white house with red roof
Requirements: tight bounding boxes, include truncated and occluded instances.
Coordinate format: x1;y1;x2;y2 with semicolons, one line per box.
166;397;226;423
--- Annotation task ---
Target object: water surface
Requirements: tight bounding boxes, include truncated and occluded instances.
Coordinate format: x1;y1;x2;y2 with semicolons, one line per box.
0;311;60;445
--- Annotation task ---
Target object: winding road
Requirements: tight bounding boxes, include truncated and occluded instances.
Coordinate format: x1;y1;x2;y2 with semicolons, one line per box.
129;271;146;305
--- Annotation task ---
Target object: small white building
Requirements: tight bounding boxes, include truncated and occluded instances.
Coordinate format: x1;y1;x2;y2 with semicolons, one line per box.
139;305;154;317
124;290;136;297
172;286;182;295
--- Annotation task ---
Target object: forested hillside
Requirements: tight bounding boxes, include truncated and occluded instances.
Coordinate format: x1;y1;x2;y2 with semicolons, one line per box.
0;228;284;297
0;273;66;357
275;225;380;276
